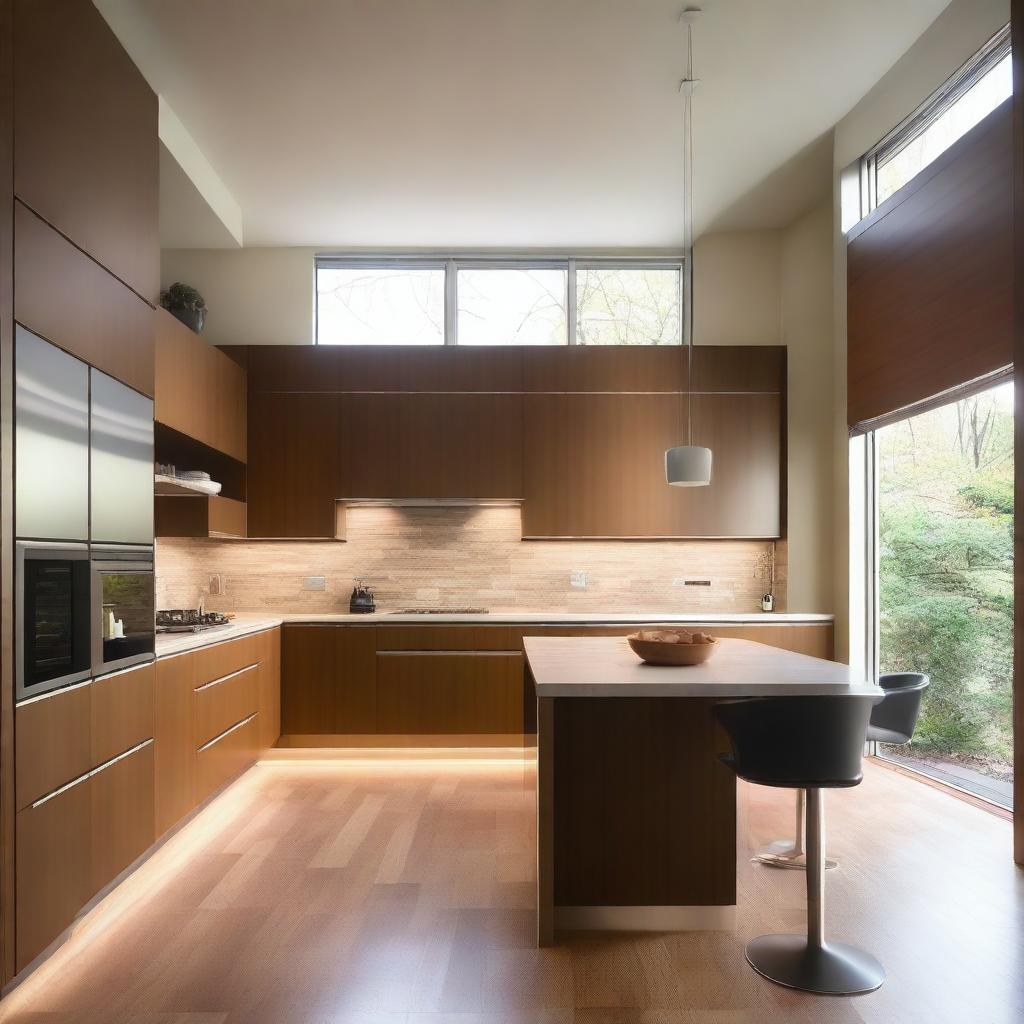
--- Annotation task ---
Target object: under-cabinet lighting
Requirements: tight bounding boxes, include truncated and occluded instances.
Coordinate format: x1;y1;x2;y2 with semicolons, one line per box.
339;497;523;508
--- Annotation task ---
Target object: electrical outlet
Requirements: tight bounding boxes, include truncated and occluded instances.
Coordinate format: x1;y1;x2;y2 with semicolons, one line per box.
673;578;711;587
570;569;588;589
208;574;224;596
302;576;327;592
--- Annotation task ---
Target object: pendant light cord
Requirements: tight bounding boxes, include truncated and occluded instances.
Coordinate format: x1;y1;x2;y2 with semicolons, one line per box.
683;18;696;446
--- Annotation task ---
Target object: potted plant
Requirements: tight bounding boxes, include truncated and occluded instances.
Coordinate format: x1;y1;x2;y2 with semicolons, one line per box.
160;282;207;333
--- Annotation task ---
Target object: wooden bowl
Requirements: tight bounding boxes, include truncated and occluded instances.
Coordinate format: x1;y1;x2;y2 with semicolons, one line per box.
627;631;719;666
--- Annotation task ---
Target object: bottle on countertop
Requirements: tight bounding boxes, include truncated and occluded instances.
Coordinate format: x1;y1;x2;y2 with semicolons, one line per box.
349;580;376;614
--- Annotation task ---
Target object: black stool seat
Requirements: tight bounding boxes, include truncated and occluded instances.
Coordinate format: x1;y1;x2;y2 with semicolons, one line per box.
716;695;875;789
715;693;885;996
866;672;929;746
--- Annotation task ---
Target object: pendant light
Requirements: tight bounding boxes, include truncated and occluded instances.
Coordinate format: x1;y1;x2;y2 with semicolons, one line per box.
666;8;712;487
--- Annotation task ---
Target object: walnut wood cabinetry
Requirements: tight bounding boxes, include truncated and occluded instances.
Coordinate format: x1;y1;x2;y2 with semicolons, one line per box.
279;619;830;744
248;394;340;538
90;742;155;896
15;776;92;971
242;345;783;540
12;0;158;303
281;625;377;735
154;654;196;837
155;309;247;461
15;628;280;972
155;494;247;539
340;393;523;499
376;653;524;734
14;203;155;396
14;662;155;971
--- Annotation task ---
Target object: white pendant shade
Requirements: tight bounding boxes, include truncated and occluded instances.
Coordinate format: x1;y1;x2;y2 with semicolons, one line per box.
665;444;712;487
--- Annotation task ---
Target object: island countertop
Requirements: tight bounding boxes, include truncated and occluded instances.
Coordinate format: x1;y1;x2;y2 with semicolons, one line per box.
525;635;881;697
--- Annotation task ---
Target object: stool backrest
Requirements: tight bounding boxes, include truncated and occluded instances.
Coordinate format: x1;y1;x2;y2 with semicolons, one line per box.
870;672;929;744
714;694;882;788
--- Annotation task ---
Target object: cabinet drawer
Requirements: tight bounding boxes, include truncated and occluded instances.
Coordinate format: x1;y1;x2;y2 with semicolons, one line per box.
376;652;524;734
193;634;260;686
194;664;259;750
16;682;91;811
155;653;196;837
16;773;92;971
194;713;260;806
376;625;521;652
91;741;155;895
91;662;155;767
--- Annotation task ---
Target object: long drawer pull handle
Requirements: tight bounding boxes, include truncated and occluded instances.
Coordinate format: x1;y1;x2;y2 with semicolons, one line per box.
195;663;259;692
376;650;522;657
197;712;258;753
31;738;154;809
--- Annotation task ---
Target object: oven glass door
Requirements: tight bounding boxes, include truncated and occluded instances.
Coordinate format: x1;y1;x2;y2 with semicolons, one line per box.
20;551;91;697
96;567;155;672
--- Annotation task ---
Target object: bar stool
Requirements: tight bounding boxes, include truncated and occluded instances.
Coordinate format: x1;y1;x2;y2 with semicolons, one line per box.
715;694;885;995
867;672;929;745
753;671;929;870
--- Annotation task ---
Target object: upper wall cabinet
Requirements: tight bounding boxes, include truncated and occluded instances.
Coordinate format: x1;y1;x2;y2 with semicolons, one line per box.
13;0;159;304
340;393;523;500
155;310;246;462
15;203;155;397
240;344;784;540
247;393;340;538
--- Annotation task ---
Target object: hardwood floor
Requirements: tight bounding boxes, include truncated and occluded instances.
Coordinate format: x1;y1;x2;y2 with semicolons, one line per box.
0;756;1020;1023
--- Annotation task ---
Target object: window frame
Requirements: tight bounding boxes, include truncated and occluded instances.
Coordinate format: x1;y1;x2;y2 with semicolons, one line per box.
314;255;684;346
858;23;1010;217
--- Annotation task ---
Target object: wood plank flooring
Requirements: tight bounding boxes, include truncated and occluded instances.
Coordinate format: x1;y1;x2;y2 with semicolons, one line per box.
0;757;1021;1024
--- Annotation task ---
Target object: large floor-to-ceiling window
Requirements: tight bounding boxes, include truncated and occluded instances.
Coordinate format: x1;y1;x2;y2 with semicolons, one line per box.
871;380;1013;807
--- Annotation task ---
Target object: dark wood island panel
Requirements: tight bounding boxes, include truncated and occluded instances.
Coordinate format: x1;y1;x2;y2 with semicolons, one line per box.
539;695;735;945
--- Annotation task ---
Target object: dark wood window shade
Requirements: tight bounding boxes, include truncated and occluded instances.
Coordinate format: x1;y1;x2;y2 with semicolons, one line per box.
847;99;1013;432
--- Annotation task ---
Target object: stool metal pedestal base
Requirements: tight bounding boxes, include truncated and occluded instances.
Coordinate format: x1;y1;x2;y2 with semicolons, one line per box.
746;934;885;995
747;788;884;995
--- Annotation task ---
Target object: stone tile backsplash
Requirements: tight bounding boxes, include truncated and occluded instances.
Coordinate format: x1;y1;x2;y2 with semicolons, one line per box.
156;506;780;614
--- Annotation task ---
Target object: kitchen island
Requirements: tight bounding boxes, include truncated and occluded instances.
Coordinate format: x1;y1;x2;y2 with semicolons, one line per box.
525;635;880;946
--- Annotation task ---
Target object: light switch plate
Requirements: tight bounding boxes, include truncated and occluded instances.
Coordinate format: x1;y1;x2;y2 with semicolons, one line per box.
208;574;224;596
570;569;588;589
303;576;327;592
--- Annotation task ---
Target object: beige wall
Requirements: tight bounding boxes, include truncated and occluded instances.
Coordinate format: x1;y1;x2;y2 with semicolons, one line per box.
162;246;317;346
693;231;780;346
829;0;1009;664
781;201;834;614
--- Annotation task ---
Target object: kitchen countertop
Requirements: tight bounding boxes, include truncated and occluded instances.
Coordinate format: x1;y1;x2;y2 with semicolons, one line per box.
155;615;283;657
155;611;834;658
276;611;834;624
525;635;877;697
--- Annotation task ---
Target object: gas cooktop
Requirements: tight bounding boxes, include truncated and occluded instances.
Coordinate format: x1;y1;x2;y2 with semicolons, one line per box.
393;608;490;615
156;609;232;633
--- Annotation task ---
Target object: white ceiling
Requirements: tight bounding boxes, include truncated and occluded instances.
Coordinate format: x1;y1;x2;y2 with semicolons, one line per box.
96;0;950;250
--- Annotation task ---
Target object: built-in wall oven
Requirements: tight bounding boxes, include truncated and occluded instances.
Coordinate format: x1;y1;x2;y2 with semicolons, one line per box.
16;541;92;702
91;545;155;676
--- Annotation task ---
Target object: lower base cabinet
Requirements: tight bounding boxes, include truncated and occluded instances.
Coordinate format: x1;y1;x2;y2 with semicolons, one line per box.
90;741;155;897
195;713;261;806
16;627;281;975
376;652;524;734
279;621;833;743
16;779;93;972
15;740;156;972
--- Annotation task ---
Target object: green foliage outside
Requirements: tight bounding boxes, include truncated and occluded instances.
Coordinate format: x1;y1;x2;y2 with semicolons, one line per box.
877;383;1013;774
